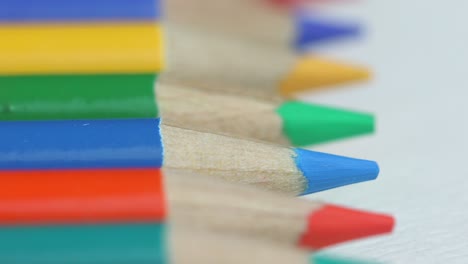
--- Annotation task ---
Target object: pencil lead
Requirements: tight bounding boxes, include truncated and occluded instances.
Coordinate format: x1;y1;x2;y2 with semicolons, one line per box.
311;254;381;264
277;101;374;146
301;205;395;249
294;149;379;194
294;14;361;50
280;57;371;97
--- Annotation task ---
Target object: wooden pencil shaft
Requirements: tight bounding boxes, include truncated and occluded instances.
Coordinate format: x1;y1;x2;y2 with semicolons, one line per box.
158;83;289;145
170;227;310;264
166;169;319;246
161;23;295;102
162;125;307;194
166;0;292;46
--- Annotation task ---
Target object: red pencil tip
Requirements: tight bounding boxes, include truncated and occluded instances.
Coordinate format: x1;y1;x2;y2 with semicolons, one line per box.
299;205;395;249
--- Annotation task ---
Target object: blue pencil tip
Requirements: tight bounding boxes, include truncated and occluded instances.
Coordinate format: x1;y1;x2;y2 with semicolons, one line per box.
294;13;361;50
294;148;379;195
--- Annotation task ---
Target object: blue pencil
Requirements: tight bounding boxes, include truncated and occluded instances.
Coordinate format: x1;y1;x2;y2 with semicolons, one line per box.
0;118;378;195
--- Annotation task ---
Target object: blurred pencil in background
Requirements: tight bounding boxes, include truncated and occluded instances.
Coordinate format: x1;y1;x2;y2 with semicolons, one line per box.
166;0;360;50
171;228;382;264
167;169;394;250
0;0;160;22
0;224;379;264
162;24;370;102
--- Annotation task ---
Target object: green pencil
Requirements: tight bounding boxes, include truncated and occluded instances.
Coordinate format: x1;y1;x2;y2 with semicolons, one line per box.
0;75;372;146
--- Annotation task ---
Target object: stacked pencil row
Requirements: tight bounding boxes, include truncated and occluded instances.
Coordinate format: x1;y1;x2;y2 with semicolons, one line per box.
0;1;166;263
0;0;163;120
0;1;395;263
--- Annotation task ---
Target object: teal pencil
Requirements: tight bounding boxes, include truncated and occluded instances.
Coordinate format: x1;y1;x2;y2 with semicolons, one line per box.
0;223;379;264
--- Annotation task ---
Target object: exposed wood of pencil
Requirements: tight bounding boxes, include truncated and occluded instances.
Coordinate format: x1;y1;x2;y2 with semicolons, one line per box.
162;125;307;194
170;227;310;264
166;169;318;246
166;0;291;47
158;83;289;145
161;23;294;102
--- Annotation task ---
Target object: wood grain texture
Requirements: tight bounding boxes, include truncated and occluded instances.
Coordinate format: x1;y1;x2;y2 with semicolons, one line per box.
166;169;319;246
158;83;289;145
162;125;307;194
161;23;295;102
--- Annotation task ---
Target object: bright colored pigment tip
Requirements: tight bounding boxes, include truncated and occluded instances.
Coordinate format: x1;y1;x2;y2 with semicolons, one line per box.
294;14;361;50
311;254;381;264
280;57;371;97
301;205;395;249
277;101;374;146
294;149;379;195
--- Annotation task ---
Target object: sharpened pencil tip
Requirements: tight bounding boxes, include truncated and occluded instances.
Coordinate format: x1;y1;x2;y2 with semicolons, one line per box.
280;57;371;97
301;205;395;249
294;149;379;195
277;101;374;146
311;254;381;264
294;14;361;50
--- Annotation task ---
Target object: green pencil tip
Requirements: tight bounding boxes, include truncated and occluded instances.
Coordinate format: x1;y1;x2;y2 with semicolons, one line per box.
277;101;375;146
311;254;381;264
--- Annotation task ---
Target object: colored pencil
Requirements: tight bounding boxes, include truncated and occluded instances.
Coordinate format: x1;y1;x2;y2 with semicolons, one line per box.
0;23;163;75
0;223;168;264
0;74;158;120
166;0;359;50
0;168;394;250
158;83;374;146
0;224;375;264
0;119;379;195
0;168;166;224
0;119;163;170
166;169;394;250
171;228;379;264
0;0;161;22
0;118;377;195
162;123;379;195
162;23;369;102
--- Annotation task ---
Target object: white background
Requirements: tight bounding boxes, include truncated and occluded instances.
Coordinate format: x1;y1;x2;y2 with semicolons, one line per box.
302;1;468;263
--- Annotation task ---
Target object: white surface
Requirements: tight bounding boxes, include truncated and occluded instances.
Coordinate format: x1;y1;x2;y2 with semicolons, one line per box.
301;1;468;263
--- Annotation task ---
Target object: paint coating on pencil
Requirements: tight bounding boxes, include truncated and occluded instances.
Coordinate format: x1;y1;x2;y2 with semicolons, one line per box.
0;74;158;120
0;223;167;264
0;168;165;224
0;23;164;75
0;118;163;170
0;0;160;22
